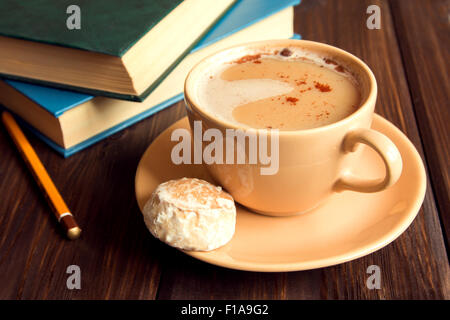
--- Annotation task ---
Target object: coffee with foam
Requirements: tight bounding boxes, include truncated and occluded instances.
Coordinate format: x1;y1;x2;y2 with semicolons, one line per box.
196;47;361;130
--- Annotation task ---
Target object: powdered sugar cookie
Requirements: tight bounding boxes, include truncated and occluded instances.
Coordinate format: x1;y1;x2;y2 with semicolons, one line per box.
142;178;236;251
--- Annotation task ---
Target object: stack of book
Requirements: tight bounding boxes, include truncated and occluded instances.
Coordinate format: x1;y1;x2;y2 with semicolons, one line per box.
0;0;300;157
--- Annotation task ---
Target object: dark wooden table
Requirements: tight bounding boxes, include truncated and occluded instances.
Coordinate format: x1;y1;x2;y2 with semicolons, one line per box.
0;0;448;299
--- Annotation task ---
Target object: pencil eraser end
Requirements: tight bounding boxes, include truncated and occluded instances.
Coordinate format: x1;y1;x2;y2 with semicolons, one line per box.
67;227;81;240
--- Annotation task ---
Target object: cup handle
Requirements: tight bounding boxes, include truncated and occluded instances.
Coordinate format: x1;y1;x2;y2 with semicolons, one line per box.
334;128;402;193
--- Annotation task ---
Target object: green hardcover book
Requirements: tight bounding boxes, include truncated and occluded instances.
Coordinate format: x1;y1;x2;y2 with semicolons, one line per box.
0;0;235;101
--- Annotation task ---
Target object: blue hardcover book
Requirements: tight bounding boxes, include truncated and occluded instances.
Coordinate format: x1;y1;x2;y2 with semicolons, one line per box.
0;0;301;157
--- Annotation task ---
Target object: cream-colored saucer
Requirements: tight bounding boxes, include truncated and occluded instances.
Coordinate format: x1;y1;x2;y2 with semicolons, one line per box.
135;115;426;272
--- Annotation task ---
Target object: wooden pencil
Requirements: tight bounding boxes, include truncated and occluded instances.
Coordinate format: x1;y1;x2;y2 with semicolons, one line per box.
1;111;81;240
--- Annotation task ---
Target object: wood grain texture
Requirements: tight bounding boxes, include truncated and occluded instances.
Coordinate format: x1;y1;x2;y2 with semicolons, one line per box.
0;104;185;299
0;0;448;300
389;0;450;248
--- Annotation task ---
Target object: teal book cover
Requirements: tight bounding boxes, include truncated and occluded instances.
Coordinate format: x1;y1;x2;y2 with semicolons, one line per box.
0;0;183;56
0;0;235;101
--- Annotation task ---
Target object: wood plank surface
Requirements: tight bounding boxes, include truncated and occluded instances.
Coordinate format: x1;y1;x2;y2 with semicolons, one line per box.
390;0;450;247
0;0;448;300
0;105;185;299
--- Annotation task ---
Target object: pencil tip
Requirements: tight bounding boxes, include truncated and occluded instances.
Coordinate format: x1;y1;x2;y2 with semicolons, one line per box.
67;227;82;240
1;110;9;121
